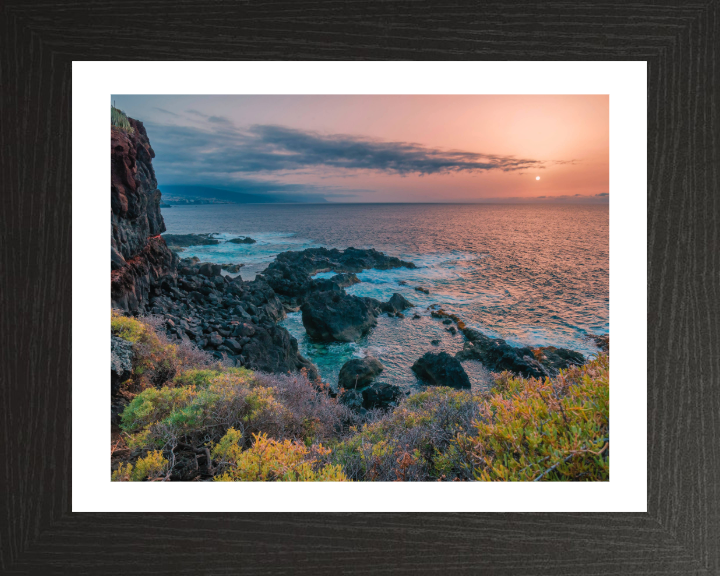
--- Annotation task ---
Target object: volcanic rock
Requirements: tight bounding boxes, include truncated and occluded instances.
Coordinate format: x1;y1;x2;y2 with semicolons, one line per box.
329;273;360;288
386;293;414;313
361;382;402;410
301;290;378;342
338;357;384;389
111;117;177;313
339;389;364;411
162;233;220;251
220;263;243;273
261;246;415;302
111;335;133;395
456;328;583;378
586;333;610;353
533;346;586;372
199;263;222;278
412;351;471;389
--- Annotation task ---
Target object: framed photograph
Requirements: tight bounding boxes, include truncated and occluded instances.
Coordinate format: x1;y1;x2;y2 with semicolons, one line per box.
3;2;718;574
80;63;637;512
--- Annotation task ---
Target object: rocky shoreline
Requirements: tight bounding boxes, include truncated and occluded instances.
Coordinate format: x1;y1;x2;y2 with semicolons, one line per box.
114;241;597;411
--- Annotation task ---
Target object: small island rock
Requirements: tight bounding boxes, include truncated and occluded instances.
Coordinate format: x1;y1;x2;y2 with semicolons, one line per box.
338;356;384;389
227;236;256;244
301;291;378;342
412;351;470;389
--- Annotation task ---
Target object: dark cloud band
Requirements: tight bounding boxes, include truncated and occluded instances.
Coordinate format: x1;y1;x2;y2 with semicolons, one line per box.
147;121;548;181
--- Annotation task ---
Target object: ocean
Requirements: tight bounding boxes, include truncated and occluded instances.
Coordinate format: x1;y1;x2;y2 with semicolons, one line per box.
162;203;609;390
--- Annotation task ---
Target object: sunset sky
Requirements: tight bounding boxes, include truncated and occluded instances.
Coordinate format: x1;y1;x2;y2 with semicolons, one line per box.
112;95;609;203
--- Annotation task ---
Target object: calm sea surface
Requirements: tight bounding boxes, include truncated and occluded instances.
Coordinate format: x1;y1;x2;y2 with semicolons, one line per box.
163;203;609;390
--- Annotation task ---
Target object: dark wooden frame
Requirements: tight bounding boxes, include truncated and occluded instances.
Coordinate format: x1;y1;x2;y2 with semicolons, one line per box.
2;1;718;574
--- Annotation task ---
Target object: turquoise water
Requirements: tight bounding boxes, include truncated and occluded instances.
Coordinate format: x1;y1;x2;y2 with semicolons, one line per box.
163;203;608;390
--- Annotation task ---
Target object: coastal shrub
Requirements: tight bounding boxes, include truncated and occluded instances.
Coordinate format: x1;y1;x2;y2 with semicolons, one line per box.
112;304;608;482
112;450;168;481
213;430;348;482
118;367;357;479
111;106;134;134
463;354;609;481
332;387;481;481
332;354;609;482
252;371;359;443
111;310;214;390
120;368;285;452
172;367;228;388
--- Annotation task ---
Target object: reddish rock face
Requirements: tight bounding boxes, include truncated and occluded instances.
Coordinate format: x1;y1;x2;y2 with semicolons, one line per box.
111;129;136;217
111;117;176;314
111;236;176;313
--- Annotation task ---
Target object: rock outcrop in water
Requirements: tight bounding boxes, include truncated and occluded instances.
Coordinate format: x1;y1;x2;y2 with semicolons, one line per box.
162;233;221;252
338;357;384;389
586;333;609;353
329;273;360;288
162;233;257;253
257;247;417;342
336;355;403;411
301;290;378;342
385;293;414;313
111;117;177;313
456;327;584;378
261;247;416;305
411;351;471;389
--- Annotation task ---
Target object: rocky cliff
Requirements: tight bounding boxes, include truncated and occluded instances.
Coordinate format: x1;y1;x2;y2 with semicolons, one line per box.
109;115;319;378
111;117;176;313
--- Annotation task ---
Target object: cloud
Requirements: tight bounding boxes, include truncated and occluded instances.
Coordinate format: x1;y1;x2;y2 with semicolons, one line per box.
246;125;545;175
145;121;553;183
152;107;180;117
595;192;609;197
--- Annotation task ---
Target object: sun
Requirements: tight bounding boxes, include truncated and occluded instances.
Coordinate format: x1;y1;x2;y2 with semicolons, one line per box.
535;176;541;181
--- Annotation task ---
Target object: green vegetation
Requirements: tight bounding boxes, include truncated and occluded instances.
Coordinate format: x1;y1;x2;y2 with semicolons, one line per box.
333;355;608;481
112;309;214;391
112;451;168;482
111;106;134;134
112;312;609;482
213;431;348;482
120;368;288;450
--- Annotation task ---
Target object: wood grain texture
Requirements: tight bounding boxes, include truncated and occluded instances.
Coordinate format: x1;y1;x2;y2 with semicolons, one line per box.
1;1;718;574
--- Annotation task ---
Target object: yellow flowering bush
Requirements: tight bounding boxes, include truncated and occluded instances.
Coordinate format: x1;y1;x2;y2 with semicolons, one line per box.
213;430;348;482
112;450;168;481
